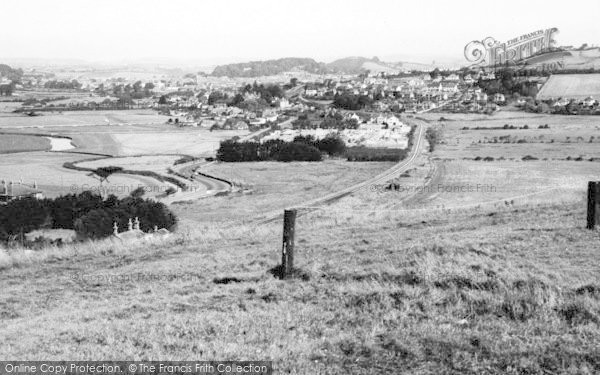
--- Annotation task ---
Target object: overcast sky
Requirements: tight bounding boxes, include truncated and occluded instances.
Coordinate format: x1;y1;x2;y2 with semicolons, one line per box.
2;0;599;65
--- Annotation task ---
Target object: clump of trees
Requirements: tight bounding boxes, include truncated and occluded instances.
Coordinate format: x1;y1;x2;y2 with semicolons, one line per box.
44;80;82;90
240;82;284;104
0;191;177;244
292;134;346;156
333;93;373;110
217;139;322;162
0;63;23;96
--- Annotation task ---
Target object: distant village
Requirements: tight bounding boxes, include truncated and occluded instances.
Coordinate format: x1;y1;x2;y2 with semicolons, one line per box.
3;62;600;129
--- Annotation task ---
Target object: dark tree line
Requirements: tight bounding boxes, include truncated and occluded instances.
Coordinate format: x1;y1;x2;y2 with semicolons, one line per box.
44;80;82;90
0;191;177;243
240;82;284;104
333;93;373;110
217;139;322;162
292;134;346;156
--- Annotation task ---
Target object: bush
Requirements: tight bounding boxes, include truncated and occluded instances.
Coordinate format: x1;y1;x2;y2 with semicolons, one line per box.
522;155;538;161
174;155;198;165
425;128;441;152
0;198;49;242
74;197;177;239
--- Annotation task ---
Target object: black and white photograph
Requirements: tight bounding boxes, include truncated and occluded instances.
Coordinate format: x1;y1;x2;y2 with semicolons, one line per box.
1;0;600;374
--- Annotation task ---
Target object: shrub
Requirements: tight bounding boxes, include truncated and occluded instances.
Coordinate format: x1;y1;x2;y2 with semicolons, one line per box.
0;198;49;242
425;128;441;152
174;155;198;165
74;197;177;239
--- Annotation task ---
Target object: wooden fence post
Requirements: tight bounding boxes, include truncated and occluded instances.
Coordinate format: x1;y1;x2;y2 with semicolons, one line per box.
588;181;600;229
281;209;297;279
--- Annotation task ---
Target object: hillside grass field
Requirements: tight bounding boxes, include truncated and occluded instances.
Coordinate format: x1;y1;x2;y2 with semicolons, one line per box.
537;73;600;100
172;160;395;226
0;200;598;374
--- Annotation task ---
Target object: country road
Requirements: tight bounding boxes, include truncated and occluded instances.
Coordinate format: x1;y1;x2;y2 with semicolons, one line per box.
254;118;427;224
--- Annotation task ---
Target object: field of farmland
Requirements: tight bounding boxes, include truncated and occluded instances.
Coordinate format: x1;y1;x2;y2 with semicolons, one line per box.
111;129;248;156
0;134;50;153
0;108;250;201
0;152;170;198
76;155;182;173
537;73;600;100
420;111;600;161
0;109;166;128
0;110;249;157
0;101;22;114
348;159;600;212
172;160;395;226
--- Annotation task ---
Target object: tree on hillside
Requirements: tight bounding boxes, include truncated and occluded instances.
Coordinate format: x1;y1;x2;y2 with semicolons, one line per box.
88;166;123;186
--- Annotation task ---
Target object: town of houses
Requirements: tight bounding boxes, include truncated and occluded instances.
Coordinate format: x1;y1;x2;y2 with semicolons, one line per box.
5;66;600;130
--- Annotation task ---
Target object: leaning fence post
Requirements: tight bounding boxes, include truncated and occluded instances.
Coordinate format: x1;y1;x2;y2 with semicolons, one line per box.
281;209;297;279
588;181;600;229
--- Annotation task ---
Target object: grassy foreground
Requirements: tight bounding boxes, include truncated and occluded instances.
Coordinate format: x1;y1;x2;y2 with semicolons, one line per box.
0;201;599;374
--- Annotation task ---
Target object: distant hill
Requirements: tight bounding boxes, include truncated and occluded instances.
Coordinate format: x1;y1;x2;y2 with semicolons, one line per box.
211;58;327;77
210;56;413;77
326;56;376;74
